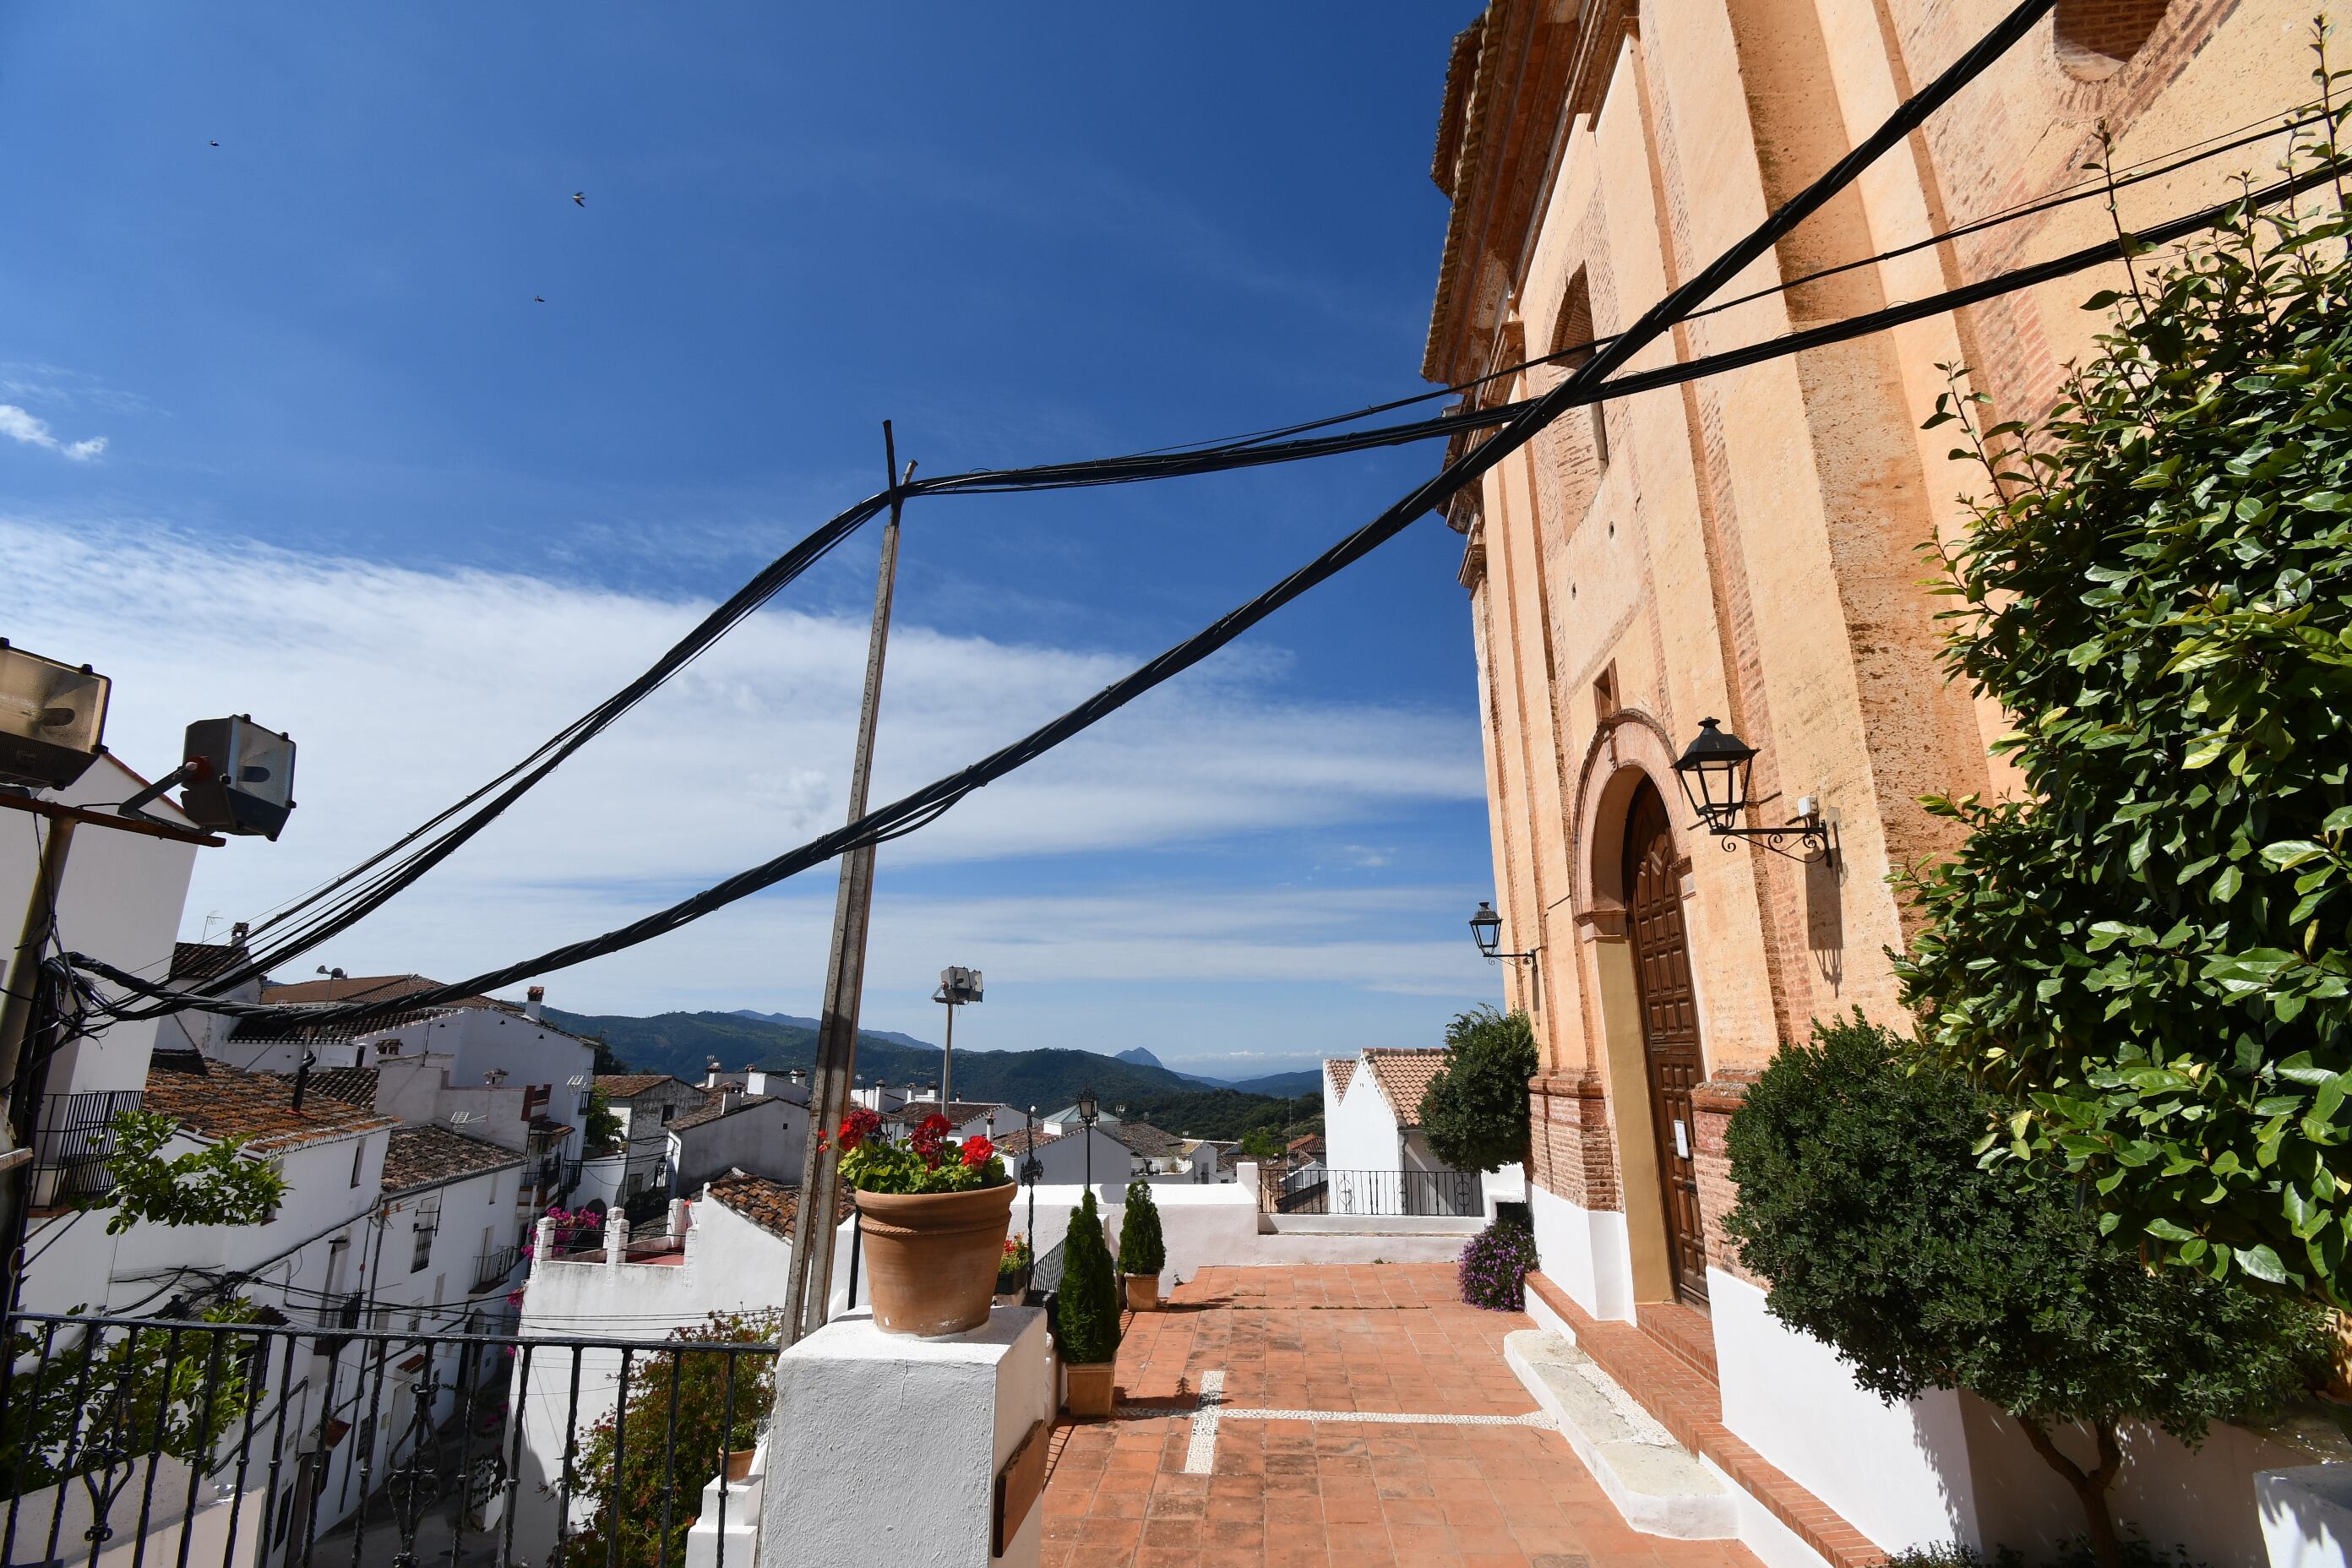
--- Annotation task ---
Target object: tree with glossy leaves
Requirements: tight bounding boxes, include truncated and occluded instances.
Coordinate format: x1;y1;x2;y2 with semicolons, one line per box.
1418;1006;1538;1173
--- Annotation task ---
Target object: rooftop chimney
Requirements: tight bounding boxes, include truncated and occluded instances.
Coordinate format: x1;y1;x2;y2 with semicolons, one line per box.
230;920;249;944
525;985;545;1022
788;1068;806;1086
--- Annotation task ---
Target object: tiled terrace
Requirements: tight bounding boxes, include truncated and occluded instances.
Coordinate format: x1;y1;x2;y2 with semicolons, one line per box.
1039;1263;1765;1568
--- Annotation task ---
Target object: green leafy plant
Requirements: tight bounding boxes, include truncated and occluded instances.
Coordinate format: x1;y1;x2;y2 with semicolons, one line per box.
583;1087;625;1156
1418;1006;1538;1172
1458;1214;1540;1311
1893;66;2352;1297
101;1109;287;1235
1118;1179;1165;1277
1239;1126;1285;1162
832;1109;1008;1194
558;1311;779;1568
998;1232;1033;1294
1725;1014;2328;1568
1;1298;264;1494
1051;1190;1121;1366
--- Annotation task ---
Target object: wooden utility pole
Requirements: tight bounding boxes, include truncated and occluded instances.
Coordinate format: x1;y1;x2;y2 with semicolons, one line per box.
783;424;912;1345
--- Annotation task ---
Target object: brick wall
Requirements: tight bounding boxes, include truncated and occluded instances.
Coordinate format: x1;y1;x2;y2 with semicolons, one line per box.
1690;1069;1760;1283
1527;1070;1620;1211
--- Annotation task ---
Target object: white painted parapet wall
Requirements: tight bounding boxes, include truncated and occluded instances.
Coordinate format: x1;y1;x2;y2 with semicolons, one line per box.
760;1307;1053;1567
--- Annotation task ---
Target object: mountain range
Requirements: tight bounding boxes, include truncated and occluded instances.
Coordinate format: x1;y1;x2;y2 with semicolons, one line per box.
545;1007;1324;1142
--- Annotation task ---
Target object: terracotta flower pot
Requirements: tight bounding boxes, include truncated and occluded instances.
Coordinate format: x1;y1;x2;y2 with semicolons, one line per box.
1064;1360;1117;1419
854;1183;1019;1337
1124;1273;1161;1311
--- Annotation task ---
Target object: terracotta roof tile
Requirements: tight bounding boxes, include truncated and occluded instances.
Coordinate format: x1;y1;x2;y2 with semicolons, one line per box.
882;1100;999;1127
996;1126;1062;1155
1113;1120;1184;1158
278;1066;380;1110
702;1170;848;1242
1324;1059;1357;1100
379;1126;524;1195
170;941;247;983
145;1052;397;1154
669;1093;776;1132
1359;1048;1452;1125
593;1074;683;1099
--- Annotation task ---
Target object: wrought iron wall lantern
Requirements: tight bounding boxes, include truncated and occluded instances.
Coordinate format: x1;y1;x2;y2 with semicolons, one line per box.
1467;901;1538;967
1670;717;1836;864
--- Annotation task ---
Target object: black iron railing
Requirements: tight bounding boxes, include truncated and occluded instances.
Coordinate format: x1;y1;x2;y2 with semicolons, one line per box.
30;1090;144;1207
0;1307;780;1568
472;1245;522;1293
1260;1166;1483;1217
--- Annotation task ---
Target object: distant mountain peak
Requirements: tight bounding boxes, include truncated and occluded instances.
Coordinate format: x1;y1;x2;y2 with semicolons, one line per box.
1115;1046;1167;1070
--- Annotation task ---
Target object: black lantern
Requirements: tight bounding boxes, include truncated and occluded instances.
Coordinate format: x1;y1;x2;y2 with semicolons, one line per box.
1076;1087;1098;1128
1467;900;1537;966
1670;717;1756;832
1670;717;1834;863
1468;901;1503;958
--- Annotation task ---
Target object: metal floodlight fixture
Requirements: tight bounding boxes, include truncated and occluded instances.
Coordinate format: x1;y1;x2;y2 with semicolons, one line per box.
0;640;111;791
1670;716;1835;863
933;965;983;1005
177;716;297;839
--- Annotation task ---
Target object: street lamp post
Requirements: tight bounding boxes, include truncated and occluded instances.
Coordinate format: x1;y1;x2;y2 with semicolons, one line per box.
1077;1087;1099;1192
930;966;982;1106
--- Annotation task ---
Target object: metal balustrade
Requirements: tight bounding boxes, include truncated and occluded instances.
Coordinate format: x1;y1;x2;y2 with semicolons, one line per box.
1258;1165;1484;1217
29;1091;145;1208
0;1308;779;1568
471;1246;522;1294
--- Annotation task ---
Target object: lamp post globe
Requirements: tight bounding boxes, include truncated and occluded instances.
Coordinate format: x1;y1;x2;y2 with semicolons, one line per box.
1671;716;1758;830
1468;901;1504;960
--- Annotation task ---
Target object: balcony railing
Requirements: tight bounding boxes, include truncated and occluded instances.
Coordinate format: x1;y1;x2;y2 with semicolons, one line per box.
473;1244;523;1293
0;1306;779;1568
1259;1166;1484;1217
29;1089;144;1208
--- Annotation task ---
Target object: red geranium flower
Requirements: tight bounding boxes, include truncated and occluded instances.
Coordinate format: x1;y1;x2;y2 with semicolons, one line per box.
837;1108;882;1151
963;1135;995;1168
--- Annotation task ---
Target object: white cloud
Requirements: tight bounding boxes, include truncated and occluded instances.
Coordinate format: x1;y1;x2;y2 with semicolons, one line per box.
0;405;107;462
2;514;1495;1039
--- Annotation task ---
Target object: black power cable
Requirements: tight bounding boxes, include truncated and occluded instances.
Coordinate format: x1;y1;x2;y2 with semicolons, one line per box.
153;90;2325;1001
79;0;2091;1032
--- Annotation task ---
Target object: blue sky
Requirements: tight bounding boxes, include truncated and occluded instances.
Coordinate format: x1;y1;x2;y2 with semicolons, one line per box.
1;3;1503;1078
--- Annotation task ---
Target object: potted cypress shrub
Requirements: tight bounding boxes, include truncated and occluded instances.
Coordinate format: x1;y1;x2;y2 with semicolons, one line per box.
1118;1178;1166;1309
835;1108;1014;1337
1054;1190;1122;1418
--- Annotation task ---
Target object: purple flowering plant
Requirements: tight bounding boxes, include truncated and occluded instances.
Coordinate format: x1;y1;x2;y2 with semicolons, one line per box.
1458;1217;1539;1311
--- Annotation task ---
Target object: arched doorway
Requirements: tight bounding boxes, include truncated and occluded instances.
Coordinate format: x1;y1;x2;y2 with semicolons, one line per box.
1622;780;1710;1306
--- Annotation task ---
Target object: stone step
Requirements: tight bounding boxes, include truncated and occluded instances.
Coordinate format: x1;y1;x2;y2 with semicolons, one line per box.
1504;1327;1740;1541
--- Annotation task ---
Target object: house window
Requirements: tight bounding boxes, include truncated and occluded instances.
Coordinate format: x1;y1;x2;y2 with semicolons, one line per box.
523;1085;550;1121
411;1223;433;1273
1593;662;1619;721
350;1143;365;1189
659;1104;675;1124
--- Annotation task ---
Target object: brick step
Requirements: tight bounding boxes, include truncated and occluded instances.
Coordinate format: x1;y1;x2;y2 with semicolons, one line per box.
1524;1271;1884;1568
1637;1299;1719;1381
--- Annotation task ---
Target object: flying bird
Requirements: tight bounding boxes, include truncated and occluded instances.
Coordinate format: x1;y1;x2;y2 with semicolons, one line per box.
571;192;585;207
533;295;547;303
209;140;220;147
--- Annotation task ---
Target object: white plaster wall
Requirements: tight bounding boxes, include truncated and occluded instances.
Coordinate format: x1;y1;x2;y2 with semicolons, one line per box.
667;1098;807;1191
1531;1182;1634;1322
1013;1182;1467;1290
0;758;201;1097
761;1308;1052;1568
1323;1065;1401;1175
1712;1268;1980;1554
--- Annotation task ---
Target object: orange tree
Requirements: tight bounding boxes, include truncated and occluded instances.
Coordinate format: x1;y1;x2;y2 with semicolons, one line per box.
559;1312;780;1568
1896;66;2352;1298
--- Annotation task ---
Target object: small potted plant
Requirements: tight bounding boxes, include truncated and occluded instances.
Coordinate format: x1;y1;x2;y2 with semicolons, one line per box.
1118;1178;1166;1309
1053;1190;1122;1418
996;1233;1033;1304
835;1108;1014;1337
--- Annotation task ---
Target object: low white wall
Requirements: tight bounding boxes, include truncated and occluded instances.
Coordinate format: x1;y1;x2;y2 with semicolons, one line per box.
1530;1182;1634;1321
2261;1467;2352;1568
1010;1181;1470;1286
1266;1214;1480;1237
1712;1268;1979;1554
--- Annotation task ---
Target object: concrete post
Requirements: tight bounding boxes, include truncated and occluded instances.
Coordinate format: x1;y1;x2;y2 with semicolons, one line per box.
604;1214;629;1271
